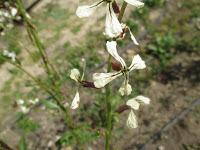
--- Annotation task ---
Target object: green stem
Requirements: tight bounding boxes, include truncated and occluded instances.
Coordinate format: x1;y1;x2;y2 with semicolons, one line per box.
15;0;74;129
12;61;74;128
105;55;112;150
118;1;128;22
16;0;61;82
105;2;128;149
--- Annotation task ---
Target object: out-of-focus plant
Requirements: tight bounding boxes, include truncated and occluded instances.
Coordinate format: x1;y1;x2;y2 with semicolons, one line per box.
0;1;21;36
144;0;166;8
147;33;176;67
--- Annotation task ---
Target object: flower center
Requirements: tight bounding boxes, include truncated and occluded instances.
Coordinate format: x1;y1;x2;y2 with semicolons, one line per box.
121;68;129;76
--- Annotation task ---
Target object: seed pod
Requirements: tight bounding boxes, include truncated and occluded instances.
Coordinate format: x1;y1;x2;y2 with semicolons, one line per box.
112;62;122;71
81;81;97;88
116;105;130;113
112;1;120;14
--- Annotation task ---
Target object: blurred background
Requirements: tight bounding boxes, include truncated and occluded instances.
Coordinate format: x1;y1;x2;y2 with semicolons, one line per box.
0;0;200;149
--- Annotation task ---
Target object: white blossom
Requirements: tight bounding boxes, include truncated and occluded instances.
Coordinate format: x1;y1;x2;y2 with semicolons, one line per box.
29;98;39;105
124;0;144;8
20;106;30;114
121;23;139;45
105;4;123;38
119;81;132;96
70;68;81;82
93;72;122;88
126;98;140;110
93;41;146;95
76;1;122;38
70;91;80;109
135;95;150;104
76;1;102;18
10;7;17;17
69;68;82;109
17;99;24;105
126;95;150;128
126;110;138;128
3;50;16;62
106;41;126;67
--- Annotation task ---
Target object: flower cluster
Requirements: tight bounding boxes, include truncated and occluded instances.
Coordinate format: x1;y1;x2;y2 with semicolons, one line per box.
16;98;39;114
0;1;21;36
70;0;150;129
2;50;16;62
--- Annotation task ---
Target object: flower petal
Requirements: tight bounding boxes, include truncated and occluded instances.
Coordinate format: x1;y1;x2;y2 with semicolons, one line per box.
126;110;138;128
124;0;144;8
93;72;122;88
119;81;132;96
106;41;126;68
128;27;139;45
76;1;101;18
126;98;140;110
70;91;80;109
17;99;24;105
135;95;150;104
105;4;123;38
129;54;146;71
70;68;80;82
11;7;17;16
20;106;30;114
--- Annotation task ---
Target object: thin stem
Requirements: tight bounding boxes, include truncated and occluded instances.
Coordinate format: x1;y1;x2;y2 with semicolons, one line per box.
105;54;112;150
11;61;74;128
105;1;128;149
118;1;128;22
16;0;61;81
15;0;74;129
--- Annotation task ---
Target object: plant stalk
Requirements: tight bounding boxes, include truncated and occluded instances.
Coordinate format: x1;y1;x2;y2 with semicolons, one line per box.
15;0;74;129
105;1;128;149
105;54;112;150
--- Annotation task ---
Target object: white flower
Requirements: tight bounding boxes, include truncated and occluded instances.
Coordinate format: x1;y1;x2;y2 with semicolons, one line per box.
126;95;150;128
105;4;123;38
3;50;9;56
119;81;132;96
17;99;24;105
70;91;80;109
2;11;10;18
70;68;82;109
76;1;122;38
20;106;30;114
76;1;103;18
70;68;81;82
135;95;150;104
127;110;138;128
93;72;122;88
93;41;146;95
10;7;17;17
3;50;16;62
106;41;126;68
124;0;144;8
121;23;139;45
29;98;39;105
